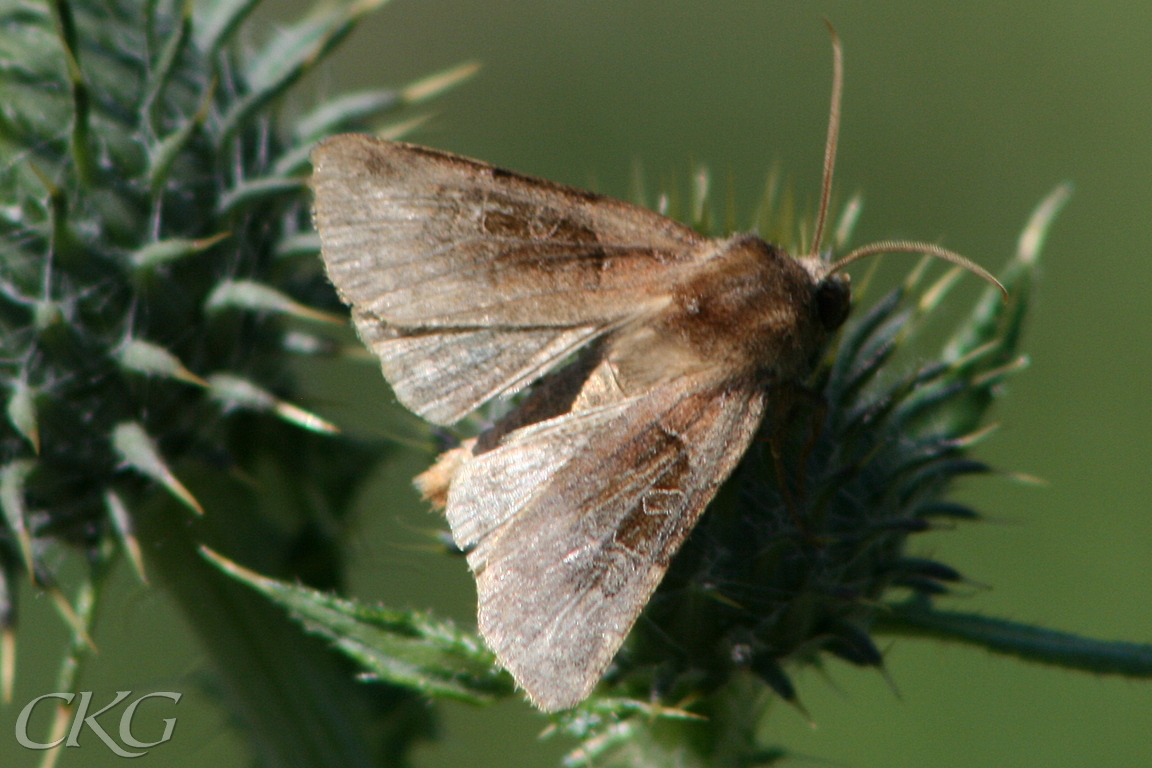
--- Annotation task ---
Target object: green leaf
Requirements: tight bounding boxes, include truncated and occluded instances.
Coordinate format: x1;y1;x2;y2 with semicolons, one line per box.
205;373;338;433
146;81;215;190
0;460;36;577
141;0;192;126
112;421;203;515
398;60;480;105
193;0;262;54
217;0;390;141
48;0;95;184
104;490;147;584
274;231;320;259
115;338;207;386
877;600;1152;678
205;279;342;323
6;380;39;453
216;176;305;213
204;548;515;704
293;88;400;142
945;182;1072;365
0;10;63;84
131;232;228;270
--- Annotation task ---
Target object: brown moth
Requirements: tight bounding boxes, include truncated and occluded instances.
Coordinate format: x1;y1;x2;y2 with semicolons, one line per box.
310;31;1003;712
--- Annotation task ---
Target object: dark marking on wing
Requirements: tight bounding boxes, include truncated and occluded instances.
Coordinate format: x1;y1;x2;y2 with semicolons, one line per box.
571;426;691;596
480;205;601;247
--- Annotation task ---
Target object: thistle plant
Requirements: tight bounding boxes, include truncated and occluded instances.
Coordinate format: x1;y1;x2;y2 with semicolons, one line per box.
217;169;1152;767
0;0;474;764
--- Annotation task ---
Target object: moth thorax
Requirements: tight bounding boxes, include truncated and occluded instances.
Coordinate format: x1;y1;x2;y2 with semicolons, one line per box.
656;235;827;381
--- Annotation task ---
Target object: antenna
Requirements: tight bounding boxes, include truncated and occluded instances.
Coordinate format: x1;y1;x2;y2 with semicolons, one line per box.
813;24;1007;301
810;20;843;261
827;239;1008;300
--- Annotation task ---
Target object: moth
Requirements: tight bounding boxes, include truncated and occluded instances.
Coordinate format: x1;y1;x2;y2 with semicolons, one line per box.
310;32;1002;712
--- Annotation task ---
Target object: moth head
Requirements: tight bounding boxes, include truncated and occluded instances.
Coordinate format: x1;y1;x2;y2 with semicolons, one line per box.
795;254;852;334
813;271;851;333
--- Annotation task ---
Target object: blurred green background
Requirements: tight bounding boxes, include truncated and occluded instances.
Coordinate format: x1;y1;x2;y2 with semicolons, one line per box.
4;1;1151;766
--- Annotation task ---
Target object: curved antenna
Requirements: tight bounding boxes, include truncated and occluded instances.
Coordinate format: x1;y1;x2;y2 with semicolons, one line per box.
827;239;1008;300
810;20;843;261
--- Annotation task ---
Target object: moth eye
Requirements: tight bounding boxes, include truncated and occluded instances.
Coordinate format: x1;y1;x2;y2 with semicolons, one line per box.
814;275;851;332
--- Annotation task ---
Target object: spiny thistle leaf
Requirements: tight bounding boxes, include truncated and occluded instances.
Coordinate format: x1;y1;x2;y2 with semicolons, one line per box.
203;547;516;704
0;460;36;577
115;338;209;386
5;380;39;454
204;279;343;322
112;421;203;515
205;373;339;433
193;0;262;53
0;0;473;763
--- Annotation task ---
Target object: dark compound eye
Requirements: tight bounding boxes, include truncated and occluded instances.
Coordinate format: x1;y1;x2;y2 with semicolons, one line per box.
814;274;851;331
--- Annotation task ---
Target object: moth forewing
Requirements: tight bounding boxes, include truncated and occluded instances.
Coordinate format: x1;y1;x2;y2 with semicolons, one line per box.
448;372;766;712
310;134;708;425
